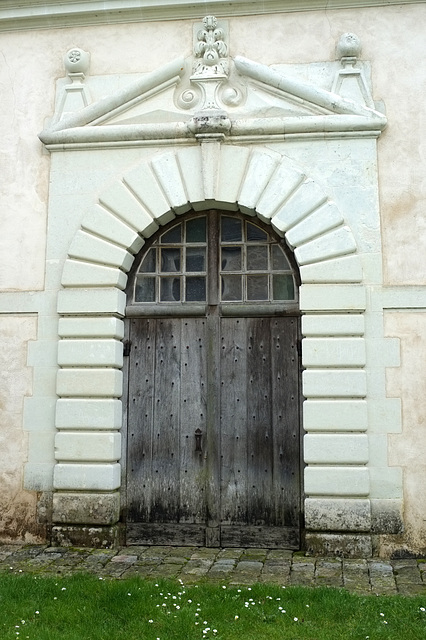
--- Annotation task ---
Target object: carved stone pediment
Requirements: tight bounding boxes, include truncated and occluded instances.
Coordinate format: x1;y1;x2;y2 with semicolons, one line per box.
39;20;386;147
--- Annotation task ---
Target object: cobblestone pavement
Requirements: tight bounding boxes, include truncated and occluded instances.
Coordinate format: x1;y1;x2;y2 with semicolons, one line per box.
1;545;425;595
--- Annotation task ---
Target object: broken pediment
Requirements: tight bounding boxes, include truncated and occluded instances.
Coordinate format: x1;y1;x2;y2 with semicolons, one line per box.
39;19;386;147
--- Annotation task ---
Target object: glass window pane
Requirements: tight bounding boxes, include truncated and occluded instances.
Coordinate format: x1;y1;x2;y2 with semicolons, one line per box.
246;222;267;241
221;246;241;271
221;216;242;242
272;244;290;270
186;217;206;243
160;225;181;244
186;247;206;272
135;276;155;302
247;275;268;300
161;248;180;272
273;274;295;300
139;248;156;273
222;275;242;301
160;277;181;302
186;277;206;301
247;245;268;270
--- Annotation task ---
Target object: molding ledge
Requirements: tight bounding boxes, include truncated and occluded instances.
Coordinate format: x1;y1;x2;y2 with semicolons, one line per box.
0;0;421;32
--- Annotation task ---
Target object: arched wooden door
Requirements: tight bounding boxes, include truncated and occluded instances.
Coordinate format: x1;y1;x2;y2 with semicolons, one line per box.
125;211;301;548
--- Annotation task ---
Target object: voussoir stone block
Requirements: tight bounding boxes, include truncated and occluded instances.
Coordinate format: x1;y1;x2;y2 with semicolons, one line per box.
176;146;204;206
305;498;371;532
58;339;123;368
55;432;121;462
300;255;363;284
238;148;281;212
304;433;369;464
285;201;343;247
58;317;124;339
123;164;174;226
57;288;126;316
56;398;122;430
295;226;357;265
61;259;128;289
216;145;251;206
151;151;189;214
304;466;370;496
56;368;123;398
270;177;326;231
54;463;121;490
82;204;145;253
68;230;134;271
300;284;366;312
52;491;120;525
99;180;159;236
257;159;303;220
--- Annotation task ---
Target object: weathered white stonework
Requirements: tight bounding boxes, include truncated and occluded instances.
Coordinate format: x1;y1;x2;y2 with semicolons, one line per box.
2;7;423;554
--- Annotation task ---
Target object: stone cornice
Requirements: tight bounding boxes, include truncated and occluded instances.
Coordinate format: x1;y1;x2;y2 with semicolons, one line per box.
0;0;421;32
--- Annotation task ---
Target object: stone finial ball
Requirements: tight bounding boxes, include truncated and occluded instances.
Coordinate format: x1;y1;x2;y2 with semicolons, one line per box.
64;48;90;74
336;33;362;58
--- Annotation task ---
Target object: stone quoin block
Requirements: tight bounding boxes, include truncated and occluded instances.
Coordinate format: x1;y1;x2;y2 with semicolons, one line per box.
58;317;124;339
302;314;365;337
304;466;370;496
53;463;121;491
56;368;123;398
303;399;368;432
57;339;123;368
305;498;371;531
304;433;369;464
52;491;120;525
302;337;366;367
55;432;121;462
56;398;122;430
302;369;367;398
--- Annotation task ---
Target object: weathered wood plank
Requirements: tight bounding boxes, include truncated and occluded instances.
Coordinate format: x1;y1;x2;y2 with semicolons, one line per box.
127;523;206;547
220;317;248;525
220;525;299;549
127;318;155;522
179;318;208;524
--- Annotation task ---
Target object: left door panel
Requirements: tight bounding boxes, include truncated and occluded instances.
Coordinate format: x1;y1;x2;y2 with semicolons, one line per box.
127;317;208;545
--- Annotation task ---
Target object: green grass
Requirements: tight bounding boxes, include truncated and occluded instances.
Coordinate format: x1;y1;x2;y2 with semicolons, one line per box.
0;574;425;639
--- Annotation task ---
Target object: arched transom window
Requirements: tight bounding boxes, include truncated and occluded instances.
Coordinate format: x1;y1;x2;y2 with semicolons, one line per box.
131;212;297;308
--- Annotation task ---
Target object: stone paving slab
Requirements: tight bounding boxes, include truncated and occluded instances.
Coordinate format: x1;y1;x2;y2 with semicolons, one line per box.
1;545;425;595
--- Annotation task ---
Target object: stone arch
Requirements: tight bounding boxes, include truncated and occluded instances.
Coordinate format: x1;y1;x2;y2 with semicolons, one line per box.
53;144;369;548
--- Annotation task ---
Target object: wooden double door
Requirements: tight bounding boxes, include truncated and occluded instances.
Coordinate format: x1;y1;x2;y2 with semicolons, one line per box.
125;212;301;548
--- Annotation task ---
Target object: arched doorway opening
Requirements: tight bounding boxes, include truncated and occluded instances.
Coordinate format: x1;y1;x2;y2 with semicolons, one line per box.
124;210;302;548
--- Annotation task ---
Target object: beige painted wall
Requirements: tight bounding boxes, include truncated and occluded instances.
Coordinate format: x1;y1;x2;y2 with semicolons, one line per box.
0;3;425;547
0;315;45;542
386;312;426;554
0;5;425;291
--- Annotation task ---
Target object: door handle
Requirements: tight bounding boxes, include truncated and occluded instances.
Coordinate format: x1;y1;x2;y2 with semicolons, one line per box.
195;428;202;452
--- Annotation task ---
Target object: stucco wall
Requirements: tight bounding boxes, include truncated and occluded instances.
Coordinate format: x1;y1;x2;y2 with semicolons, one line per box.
0;315;45;542
0;3;425;550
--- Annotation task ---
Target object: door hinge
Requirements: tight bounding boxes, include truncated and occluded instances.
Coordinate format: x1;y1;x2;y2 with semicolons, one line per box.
123;339;132;357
